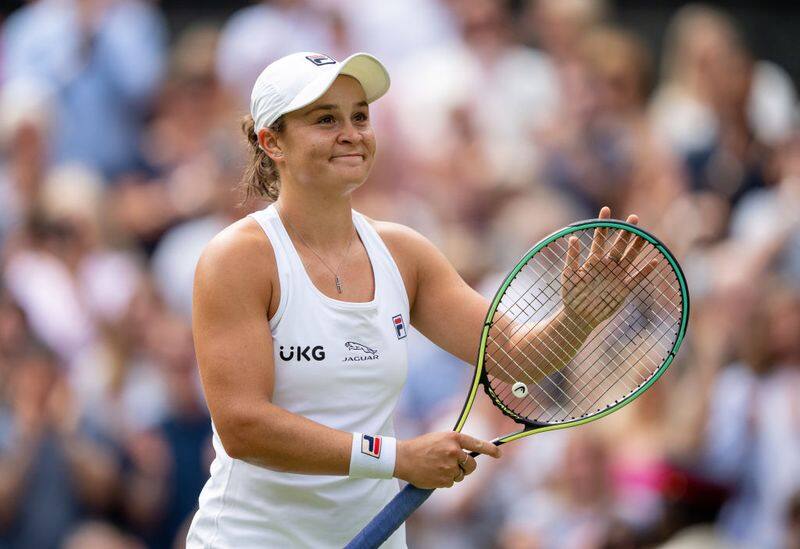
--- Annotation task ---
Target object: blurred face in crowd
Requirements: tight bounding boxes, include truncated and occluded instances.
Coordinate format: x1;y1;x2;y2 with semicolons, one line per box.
261;75;376;196
525;0;606;61
580;29;652;115
449;0;509;49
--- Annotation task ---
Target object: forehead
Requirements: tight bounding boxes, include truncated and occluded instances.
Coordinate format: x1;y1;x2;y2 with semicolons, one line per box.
302;75;368;113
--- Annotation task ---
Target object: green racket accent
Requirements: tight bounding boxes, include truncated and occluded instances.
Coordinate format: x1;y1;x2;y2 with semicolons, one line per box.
453;219;689;439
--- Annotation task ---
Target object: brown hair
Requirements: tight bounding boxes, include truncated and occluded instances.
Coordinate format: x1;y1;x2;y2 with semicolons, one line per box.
240;114;285;203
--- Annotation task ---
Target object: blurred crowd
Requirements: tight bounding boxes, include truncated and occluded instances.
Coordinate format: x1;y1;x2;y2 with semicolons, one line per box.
1;0;799;547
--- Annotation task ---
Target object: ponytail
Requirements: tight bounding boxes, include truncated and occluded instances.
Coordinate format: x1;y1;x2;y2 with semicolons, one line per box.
240;114;285;203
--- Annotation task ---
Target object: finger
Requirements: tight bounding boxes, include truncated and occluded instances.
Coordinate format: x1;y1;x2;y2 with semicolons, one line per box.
456;433;501;458
591;207;610;257
454;468;465;483
461;455;477;476
589;226;607;258
621;235;646;266
609;227;633;262
564;236;580;275
628;258;659;288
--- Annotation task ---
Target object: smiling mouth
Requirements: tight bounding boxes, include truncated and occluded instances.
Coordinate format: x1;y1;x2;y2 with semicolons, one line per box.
331;154;364;161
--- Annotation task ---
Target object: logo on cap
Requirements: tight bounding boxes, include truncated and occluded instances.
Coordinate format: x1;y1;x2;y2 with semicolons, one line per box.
305;54;337;66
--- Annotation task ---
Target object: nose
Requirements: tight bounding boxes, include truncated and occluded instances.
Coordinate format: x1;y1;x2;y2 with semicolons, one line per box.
337;120;362;144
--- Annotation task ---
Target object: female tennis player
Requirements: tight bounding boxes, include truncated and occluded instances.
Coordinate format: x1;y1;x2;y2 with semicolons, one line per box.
186;51;646;548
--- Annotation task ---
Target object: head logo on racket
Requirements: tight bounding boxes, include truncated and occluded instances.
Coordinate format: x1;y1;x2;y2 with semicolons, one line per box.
511;382;528;398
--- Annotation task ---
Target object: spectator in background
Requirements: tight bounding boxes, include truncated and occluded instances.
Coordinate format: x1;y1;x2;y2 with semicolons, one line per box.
518;0;609;72
2;164;142;366
328;0;458;74
650;3;797;208
1;0;167;179
0;77;52;247
0;346;120;548
121;312;210;549
500;431;629;549
391;0;560;191
538;26;685;225
215;0;337;104
730;127;800;282
698;279;800;548
146;23;247;319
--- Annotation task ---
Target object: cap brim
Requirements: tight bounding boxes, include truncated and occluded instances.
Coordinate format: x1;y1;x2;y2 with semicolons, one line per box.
283;53;391;116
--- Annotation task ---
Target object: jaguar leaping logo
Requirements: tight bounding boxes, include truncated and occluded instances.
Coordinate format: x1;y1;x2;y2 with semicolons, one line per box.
345;342;378;355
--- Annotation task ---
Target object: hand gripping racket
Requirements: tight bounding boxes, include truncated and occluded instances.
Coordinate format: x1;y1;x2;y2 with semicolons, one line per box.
345;218;690;548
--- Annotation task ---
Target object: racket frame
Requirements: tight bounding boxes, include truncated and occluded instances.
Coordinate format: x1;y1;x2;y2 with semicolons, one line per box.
452;218;690;443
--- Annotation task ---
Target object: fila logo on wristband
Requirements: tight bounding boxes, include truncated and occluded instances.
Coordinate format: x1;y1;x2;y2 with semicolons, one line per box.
361;434;382;458
350;433;395;478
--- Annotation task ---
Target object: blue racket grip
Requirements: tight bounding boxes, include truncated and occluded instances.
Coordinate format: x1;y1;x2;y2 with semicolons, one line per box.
345;483;434;549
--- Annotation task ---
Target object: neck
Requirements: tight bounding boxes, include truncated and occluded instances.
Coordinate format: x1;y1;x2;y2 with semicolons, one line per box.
275;185;355;250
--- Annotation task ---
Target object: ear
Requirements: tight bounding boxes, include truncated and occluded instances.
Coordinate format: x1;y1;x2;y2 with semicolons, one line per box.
258;128;284;162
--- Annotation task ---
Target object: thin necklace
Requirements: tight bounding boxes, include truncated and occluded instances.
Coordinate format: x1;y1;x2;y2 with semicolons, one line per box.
276;205;356;294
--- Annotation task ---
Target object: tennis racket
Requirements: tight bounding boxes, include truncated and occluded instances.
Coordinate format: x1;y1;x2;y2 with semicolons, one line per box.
345;217;690;548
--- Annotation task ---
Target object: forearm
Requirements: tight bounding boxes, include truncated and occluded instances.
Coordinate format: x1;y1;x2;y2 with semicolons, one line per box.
502;308;592;382
531;308;592;372
220;401;354;475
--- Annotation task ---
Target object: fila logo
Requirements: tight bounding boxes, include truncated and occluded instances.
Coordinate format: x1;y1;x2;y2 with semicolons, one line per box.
361;434;382;458
392;314;407;339
305;54;337;66
279;345;326;362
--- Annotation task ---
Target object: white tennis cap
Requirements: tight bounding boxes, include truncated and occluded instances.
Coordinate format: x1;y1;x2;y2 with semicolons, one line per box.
250;52;391;132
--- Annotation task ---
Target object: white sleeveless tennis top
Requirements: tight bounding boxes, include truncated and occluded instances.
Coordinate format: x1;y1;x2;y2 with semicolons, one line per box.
187;204;409;548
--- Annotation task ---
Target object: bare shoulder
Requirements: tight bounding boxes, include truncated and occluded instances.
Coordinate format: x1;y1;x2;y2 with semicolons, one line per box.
362;217;442;273
363;216;433;257
362;217;445;307
195;216;277;310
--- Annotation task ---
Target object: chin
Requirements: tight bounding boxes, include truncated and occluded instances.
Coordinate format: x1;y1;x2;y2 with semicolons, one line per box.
340;176;368;191
332;166;370;185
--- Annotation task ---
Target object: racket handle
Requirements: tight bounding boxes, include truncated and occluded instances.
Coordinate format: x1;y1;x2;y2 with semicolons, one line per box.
345;484;434;549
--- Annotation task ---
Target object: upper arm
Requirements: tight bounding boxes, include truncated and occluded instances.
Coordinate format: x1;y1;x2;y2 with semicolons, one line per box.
377;222;488;364
191;220;276;455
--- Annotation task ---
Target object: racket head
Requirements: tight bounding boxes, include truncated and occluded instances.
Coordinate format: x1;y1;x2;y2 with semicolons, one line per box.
453;219;689;441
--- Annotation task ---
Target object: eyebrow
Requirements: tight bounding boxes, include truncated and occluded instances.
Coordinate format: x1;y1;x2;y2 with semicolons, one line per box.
305;101;369;115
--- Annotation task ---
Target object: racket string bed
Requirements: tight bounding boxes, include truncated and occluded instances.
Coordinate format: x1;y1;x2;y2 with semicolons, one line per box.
485;229;682;424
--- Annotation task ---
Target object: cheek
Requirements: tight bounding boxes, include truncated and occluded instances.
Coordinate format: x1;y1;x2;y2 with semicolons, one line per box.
363;131;377;159
290;137;330;167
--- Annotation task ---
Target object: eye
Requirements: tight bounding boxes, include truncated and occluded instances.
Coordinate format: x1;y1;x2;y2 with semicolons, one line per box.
353;112;369;122
318;115;335;125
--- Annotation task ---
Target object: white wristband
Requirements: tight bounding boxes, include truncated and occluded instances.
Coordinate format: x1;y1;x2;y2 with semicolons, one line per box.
348;432;397;479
